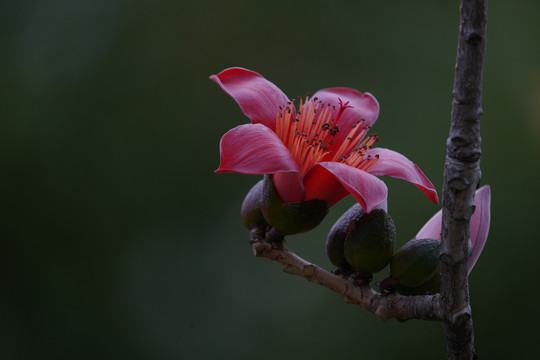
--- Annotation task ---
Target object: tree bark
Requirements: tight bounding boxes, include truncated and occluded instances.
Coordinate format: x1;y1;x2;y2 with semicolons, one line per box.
440;0;487;359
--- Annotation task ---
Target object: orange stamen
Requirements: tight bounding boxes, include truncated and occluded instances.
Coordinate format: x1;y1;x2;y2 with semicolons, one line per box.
331;121;367;161
274;97;379;177
360;154;380;171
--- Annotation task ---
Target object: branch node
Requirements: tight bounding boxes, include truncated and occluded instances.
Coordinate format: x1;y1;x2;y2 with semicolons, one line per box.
302;264;315;278
448;177;470;192
252;242;264;257
439;253;455;266
451;306;472;326
465;30;483;45
249;226;266;244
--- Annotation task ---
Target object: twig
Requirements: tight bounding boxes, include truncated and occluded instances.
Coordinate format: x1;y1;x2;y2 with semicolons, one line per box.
250;227;443;322
441;0;487;359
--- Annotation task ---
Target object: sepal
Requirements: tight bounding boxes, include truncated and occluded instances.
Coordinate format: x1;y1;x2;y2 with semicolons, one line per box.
241;180;269;230
394;272;441;296
260;175;329;235
326;204;365;273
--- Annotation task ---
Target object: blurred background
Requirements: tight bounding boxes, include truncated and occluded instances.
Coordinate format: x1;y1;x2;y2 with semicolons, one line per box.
1;0;539;359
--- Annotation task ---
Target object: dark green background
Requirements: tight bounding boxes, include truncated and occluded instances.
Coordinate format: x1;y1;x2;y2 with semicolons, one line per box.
2;0;538;359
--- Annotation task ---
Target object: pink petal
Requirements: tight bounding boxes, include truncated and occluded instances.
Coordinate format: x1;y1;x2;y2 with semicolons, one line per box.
302;167;350;206
216;123;304;202
416;185;491;274
415;209;443;241
468;185;491;273
272;172;305;203
210;67;291;131
310;88;379;150
303;162;388;212
365;148;439;204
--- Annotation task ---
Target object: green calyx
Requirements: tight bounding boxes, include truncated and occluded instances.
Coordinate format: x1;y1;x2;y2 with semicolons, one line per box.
390;238;441;289
343;209;396;275
260;175;329;235
240;180;269;230
326;204;364;271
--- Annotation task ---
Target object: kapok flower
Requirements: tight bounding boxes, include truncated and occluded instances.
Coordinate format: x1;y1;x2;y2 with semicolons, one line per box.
416;185;491;274
212;67;438;212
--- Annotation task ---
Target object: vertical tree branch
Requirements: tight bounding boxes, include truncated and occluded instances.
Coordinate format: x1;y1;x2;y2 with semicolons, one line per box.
441;0;487;359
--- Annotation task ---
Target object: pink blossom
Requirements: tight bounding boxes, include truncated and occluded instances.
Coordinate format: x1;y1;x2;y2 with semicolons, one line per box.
212;67;438;212
416;185;491;273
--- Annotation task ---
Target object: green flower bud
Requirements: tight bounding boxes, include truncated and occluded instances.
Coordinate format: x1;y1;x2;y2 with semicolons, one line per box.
344;209;396;275
326;204;364;272
240;180;269;230
390;238;440;288
260;175;329;235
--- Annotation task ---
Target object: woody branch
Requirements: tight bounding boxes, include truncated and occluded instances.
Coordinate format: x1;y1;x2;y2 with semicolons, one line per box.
249;227;442;322
440;0;487;359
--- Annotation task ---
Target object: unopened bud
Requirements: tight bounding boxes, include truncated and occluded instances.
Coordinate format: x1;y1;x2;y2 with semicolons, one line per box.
260;175;329;235
344;209;396;275
390;238;441;290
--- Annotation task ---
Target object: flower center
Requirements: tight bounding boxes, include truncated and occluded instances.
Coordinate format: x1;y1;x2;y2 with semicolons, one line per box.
275;96;379;177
